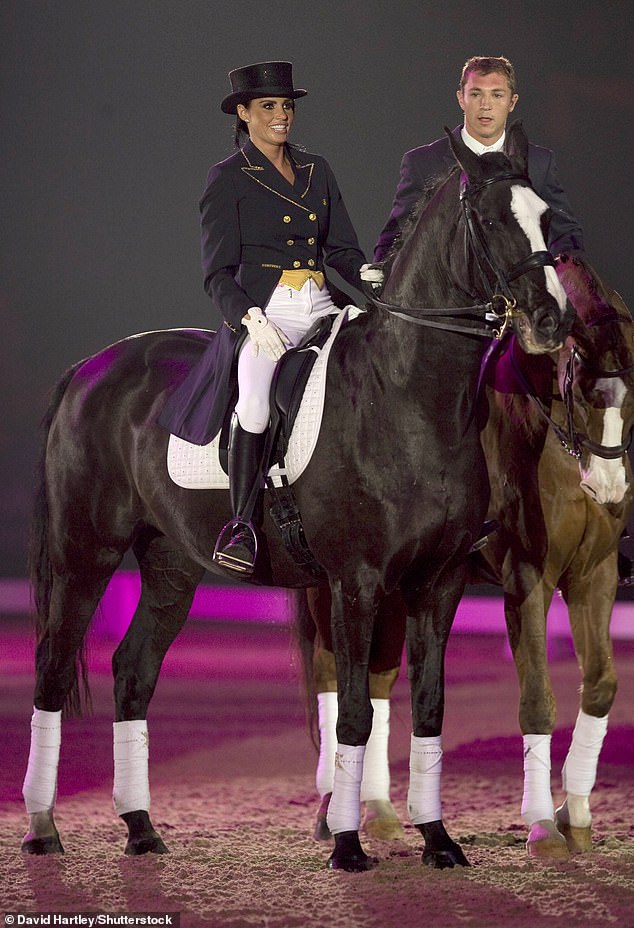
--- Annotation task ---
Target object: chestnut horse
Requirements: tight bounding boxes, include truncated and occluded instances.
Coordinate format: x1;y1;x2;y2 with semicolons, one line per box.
21;123;569;871
306;256;633;860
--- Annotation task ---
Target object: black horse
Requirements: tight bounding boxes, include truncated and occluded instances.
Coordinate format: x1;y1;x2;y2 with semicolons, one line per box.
21;123;570;871
305;256;634;860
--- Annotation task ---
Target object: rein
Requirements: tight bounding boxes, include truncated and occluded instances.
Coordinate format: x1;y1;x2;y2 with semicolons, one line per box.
366;292;517;339
509;333;634;461
368;170;555;341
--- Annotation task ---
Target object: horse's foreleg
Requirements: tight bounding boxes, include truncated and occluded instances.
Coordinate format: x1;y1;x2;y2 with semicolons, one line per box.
310;587;404;844
112;534;204;855
313;659;402;841
555;710;608;853
504;587;570;858
403;573;469;869
325;576;377;872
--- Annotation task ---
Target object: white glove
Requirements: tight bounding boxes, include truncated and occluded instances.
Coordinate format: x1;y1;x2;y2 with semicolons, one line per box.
241;306;290;361
360;263;384;290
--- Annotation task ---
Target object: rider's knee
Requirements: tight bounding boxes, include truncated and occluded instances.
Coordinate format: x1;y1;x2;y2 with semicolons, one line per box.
235;396;269;434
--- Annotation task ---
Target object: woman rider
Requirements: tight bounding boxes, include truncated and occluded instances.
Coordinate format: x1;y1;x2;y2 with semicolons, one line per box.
159;61;367;574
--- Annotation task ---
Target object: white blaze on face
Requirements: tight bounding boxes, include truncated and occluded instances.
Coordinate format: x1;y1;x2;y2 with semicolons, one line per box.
510;186;568;311
580;376;628;504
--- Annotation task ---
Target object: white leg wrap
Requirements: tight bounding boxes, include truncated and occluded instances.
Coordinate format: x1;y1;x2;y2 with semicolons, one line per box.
360;698;391;802
561;710;608;796
113;720;150;816
326;743;365;835
22;708;62;813
521;734;554;825
315;691;338;797
407;734;442;824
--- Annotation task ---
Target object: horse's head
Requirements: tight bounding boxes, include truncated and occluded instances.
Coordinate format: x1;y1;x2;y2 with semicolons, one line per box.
448;120;573;354
551;256;634;504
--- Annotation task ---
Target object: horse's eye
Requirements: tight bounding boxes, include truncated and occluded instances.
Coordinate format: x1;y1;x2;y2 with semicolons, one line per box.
482;219;496;231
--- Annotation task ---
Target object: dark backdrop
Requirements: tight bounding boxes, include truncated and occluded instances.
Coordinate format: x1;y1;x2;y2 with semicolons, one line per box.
1;0;632;576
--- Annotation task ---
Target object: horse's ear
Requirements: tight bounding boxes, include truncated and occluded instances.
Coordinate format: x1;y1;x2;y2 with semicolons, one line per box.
504;120;529;172
445;126;484;181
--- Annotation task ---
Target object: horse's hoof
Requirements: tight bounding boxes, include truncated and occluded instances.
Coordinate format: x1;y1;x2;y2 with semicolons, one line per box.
314;793;333;841
417;820;470;869
421;844;470;869
121;810;169;856
527;819;570;859
555;815;592;854
326;830;376;872
124;834;169;856
21;834;65;855
362;799;405;841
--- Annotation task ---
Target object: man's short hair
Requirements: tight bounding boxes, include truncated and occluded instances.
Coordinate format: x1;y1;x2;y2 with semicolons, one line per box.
459;56;517;95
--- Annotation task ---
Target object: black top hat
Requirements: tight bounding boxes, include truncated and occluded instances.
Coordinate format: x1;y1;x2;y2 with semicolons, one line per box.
220;61;307;114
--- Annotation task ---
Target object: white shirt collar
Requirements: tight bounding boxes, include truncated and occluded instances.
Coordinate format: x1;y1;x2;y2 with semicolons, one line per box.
461;126;506;156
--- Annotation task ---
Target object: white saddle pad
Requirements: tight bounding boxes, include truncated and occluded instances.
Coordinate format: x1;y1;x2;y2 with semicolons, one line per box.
166;306;360;490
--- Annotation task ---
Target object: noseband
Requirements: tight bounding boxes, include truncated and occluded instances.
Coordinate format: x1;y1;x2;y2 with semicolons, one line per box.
510;320;634;460
368;170;556;340
559;342;634;460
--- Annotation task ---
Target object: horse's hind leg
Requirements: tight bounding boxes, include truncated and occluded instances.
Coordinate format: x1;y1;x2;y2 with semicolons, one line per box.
22;560;122;855
360;590;406;840
555;564;618;853
112;531;204;856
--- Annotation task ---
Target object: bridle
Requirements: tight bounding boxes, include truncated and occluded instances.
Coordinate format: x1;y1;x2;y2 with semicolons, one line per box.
459;172;555;313
367;170;556;341
509;319;634;460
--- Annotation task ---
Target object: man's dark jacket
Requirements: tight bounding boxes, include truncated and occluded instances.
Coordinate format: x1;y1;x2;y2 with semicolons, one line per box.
158;140;365;445
374;125;584;262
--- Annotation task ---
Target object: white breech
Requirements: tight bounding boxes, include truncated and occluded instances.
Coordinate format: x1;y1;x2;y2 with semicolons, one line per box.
407;734;443;824
22;708;62;813
113;720;150;815
315;693;391;802
235;279;337;433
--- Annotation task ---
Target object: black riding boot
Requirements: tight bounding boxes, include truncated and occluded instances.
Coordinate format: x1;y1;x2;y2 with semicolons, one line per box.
214;419;267;575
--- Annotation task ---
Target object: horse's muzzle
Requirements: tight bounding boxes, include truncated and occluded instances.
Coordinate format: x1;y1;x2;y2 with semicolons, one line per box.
517;301;574;354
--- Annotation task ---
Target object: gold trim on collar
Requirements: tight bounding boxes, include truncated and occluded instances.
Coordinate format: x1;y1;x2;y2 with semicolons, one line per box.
240;146;315;208
291;161;314;198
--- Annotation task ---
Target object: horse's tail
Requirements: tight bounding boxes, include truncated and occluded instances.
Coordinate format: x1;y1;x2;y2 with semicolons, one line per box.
290;588;320;752
28;362;92;717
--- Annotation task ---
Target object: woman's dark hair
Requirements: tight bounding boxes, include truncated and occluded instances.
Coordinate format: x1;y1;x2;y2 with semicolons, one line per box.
233;115;249;148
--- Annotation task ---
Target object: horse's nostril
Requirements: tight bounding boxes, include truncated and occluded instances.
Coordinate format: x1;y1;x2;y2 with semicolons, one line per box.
536;308;558;336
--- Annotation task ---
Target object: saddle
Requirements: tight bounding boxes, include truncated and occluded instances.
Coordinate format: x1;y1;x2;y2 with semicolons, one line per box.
218;312;336;473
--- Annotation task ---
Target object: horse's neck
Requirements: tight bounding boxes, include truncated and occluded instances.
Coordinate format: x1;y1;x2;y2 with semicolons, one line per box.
384;180;466;309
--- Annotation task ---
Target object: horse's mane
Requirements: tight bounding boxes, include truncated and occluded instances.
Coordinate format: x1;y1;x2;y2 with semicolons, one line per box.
382;166;460;274
557;255;630;324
